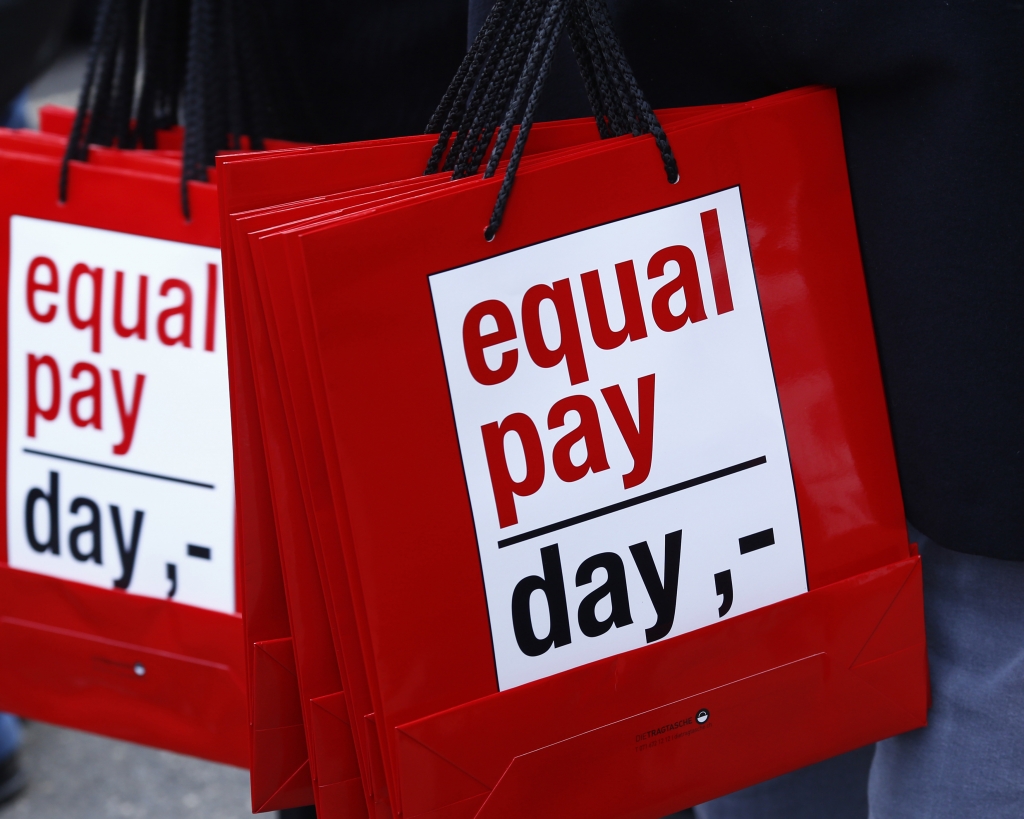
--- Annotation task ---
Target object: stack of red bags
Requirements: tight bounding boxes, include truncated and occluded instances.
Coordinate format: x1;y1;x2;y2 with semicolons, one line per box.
217;83;927;819
0;109;246;766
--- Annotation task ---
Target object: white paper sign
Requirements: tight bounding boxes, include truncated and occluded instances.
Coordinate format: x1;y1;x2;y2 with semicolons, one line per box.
430;187;806;690
7;217;235;613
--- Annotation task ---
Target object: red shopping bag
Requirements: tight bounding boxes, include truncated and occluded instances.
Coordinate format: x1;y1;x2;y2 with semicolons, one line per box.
0;130;317;809
5;125;322;808
267;87;925;819
0;145;247;766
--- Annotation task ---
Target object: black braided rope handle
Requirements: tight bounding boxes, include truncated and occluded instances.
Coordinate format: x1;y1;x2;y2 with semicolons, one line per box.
424;0;677;239
59;0;271;218
60;0;120;202
484;0;568;240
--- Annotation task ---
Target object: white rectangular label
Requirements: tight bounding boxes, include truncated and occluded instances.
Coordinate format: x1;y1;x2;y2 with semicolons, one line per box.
7;217;235;613
430;188;806;690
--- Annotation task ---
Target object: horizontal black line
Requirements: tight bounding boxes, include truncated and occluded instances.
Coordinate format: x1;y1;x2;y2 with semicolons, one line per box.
497;456;768;548
22;448;215;489
739;527;775;554
187;544;212;559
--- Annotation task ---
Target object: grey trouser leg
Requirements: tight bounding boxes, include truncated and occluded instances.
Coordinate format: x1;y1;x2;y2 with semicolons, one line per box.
691;745;874;819
868;528;1024;818
0;714;19;761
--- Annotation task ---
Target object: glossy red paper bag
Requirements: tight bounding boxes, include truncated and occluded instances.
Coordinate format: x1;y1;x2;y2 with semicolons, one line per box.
279;87;926;819
0;147;247;766
0;130;318;808
242;89;813;812
234;96;811;812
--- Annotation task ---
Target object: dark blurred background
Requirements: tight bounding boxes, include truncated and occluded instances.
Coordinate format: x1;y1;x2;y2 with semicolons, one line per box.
1;0;468;140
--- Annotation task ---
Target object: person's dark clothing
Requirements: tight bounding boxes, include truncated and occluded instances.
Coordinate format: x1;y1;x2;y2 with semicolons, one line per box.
468;0;1024;561
261;1;468;144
